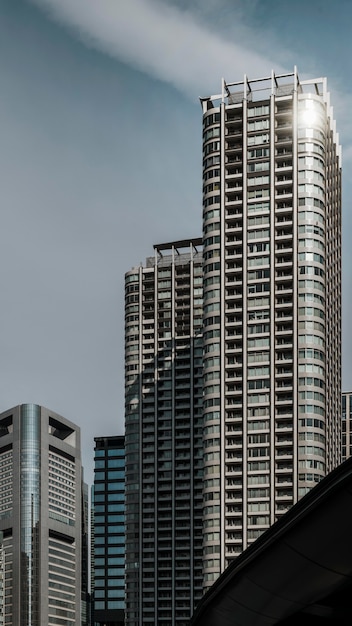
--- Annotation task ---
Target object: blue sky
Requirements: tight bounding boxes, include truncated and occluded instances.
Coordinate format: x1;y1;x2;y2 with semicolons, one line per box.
1;0;351;483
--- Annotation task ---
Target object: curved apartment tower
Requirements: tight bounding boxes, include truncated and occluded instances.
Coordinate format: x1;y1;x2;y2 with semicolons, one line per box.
124;240;204;625
200;69;341;588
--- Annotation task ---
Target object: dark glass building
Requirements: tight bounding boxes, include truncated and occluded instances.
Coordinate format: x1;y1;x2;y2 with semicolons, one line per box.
92;436;125;626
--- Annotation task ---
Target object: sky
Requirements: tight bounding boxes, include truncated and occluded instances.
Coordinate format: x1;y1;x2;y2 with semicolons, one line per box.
0;0;351;485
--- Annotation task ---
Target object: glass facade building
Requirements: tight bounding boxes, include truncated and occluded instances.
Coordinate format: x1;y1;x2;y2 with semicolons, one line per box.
92;435;125;626
124;240;204;626
0;404;83;626
81;480;90;626
200;69;342;588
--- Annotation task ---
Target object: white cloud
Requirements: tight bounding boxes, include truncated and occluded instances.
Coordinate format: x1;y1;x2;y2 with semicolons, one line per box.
29;0;285;97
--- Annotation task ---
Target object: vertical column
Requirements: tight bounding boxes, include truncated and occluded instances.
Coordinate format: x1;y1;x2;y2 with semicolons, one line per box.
20;404;41;626
220;100;226;573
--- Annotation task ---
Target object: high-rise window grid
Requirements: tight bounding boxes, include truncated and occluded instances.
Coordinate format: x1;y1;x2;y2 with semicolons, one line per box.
93;436;125;626
48;536;76;626
0;451;12;520
200;69;341;588
48;451;76;524
125;240;203;626
0;405;83;626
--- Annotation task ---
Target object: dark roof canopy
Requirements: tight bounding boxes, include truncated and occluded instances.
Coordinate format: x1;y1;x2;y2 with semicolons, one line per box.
191;457;352;625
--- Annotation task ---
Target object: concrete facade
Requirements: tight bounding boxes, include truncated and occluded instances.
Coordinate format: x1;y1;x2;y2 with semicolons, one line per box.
124;240;204;625
200;69;342;588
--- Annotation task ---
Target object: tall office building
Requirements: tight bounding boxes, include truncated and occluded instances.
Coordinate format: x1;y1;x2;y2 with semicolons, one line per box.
92;435;125;626
124;240;204;626
342;392;352;461
0;533;4;626
200;69;342;587
81;480;90;626
0;404;83;625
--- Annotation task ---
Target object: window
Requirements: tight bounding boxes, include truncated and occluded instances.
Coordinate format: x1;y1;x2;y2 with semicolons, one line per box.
248;161;270;173
108;546;124;555
248;105;270;118
248;323;269;335
248;515;269;525
247;200;270;213
204;112;220;127
204;141;220;155
108;568;125;577
248;269;270;280
108;495;124;507
248;176;270;188
204;127;220;141
248;364;270;375
248;215;270;227
248;337;270;348
248;188;270;199
108;557;124;565
248;242;270;253
108;471;124;480
95;601;105;609
248;394;270;405
248;283;270;294
108;458;124;468
108;601;125;610
248;308;269;319
247;133;269;146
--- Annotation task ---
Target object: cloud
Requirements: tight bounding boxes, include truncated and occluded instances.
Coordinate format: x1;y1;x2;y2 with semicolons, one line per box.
29;0;285;97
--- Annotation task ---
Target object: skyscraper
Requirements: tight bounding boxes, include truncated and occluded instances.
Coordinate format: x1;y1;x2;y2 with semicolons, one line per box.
0;404;83;625
200;69;342;588
0;533;4;626
124;239;204;626
92;435;125;626
341;392;352;461
81;480;90;626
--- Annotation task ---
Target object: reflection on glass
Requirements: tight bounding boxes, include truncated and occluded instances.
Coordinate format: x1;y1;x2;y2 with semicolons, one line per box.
20;405;40;626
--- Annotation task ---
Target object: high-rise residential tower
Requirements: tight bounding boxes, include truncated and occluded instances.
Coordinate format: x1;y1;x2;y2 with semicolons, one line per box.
200;69;341;588
92;435;125;626
124;240;203;626
0;404;83;625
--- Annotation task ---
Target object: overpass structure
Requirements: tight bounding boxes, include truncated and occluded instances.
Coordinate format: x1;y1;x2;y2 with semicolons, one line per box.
191;457;352;625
